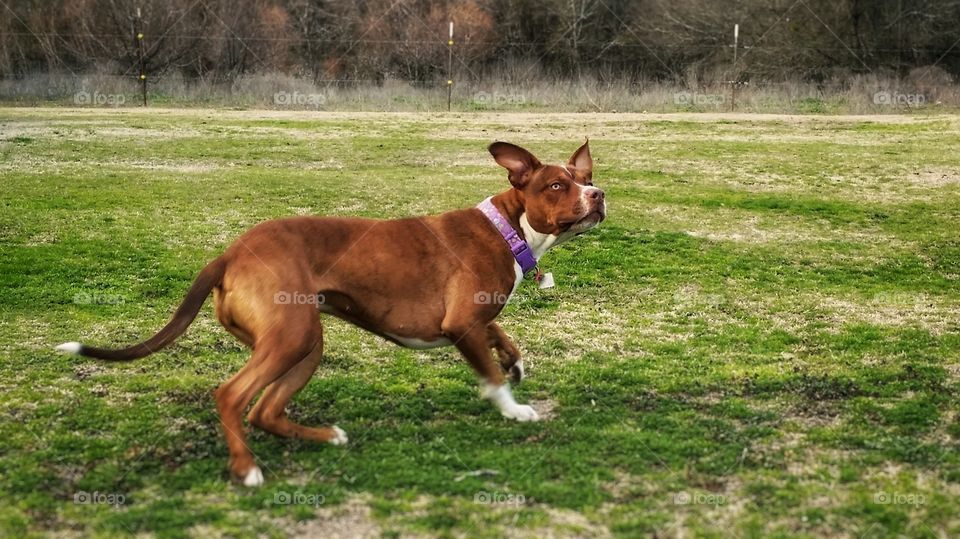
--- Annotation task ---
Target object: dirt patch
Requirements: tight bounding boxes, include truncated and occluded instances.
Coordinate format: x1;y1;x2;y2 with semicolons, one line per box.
816;293;959;336
26;230;59;246
125;160;222;173
529;398;559;421
731;289;960;336
603;470;658;500
73;363;106;381
905;169;960;187
530;302;657;353
277;493;612;538
511;506;612;539
636;203;901;246
945;364;960;384
784;400;844;429
290;495;381;539
0;123;204;141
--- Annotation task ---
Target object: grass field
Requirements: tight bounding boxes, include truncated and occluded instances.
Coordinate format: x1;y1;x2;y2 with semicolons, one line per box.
1;108;959;538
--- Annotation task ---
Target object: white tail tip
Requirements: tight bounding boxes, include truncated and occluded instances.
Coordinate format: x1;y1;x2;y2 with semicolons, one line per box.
55;342;82;354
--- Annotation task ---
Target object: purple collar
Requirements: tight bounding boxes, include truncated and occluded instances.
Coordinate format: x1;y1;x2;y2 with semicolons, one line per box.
477;197;538;276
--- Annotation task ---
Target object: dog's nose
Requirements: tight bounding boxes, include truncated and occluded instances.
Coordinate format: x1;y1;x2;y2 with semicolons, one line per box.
590;189;605;201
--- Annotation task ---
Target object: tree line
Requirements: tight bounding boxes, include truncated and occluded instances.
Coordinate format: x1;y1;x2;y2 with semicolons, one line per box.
2;0;958;85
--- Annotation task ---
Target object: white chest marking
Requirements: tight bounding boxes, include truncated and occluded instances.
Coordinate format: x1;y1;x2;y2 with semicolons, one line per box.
519;214;574;259
386;333;453;349
510;261;523;296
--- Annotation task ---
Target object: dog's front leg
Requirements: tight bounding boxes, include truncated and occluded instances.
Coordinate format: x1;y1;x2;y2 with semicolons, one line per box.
445;319;539;422
487;322;523;384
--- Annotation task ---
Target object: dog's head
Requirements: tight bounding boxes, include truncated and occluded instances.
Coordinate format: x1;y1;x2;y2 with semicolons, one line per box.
489;140;606;237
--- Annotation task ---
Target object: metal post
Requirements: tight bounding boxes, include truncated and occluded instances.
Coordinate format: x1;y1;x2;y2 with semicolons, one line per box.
897;0;903;76
731;23;739;111
447;21;453;112
135;7;147;106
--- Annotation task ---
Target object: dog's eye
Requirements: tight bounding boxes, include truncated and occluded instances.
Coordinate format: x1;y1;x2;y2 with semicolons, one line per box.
550;183;563;190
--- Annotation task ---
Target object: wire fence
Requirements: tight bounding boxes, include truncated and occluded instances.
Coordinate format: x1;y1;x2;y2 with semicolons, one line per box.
5;31;960;53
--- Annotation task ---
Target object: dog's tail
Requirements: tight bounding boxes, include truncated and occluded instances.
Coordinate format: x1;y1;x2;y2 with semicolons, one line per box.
55;257;227;361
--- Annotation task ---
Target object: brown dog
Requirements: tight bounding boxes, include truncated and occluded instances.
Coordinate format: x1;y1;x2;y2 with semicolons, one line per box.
57;141;606;486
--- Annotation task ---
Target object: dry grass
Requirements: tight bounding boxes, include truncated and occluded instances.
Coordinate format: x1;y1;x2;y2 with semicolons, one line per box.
3;71;960;113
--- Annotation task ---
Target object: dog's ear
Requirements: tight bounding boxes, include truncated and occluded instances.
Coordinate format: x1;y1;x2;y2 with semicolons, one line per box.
568;139;592;174
489;142;542;189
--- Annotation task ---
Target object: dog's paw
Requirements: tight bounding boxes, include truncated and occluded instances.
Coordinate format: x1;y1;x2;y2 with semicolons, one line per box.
502;404;540;422
242;466;264;487
509;361;525;384
328;425;348;446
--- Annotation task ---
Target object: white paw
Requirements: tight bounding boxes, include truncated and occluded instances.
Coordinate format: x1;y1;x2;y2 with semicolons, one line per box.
502;404;540;422
242;466;264;487
483;383;540;422
328;425;348;446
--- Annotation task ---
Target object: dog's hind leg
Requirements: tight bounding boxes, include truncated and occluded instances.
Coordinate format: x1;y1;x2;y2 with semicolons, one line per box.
247;319;347;445
213;306;319;487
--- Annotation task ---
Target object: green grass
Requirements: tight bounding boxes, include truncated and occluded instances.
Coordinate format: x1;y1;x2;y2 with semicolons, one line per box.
1;108;959;538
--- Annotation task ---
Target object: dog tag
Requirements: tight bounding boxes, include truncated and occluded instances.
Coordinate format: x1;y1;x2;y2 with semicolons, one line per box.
538;272;555;289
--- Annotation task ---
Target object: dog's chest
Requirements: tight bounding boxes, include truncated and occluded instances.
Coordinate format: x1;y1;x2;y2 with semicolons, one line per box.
509;261;523;297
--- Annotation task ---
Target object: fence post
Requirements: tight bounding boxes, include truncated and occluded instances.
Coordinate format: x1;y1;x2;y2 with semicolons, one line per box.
135;7;147;106
730;23;739;111
447;21;454;112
